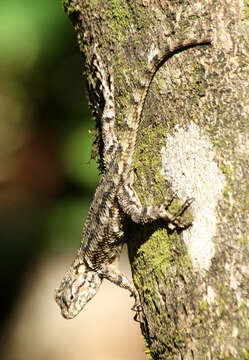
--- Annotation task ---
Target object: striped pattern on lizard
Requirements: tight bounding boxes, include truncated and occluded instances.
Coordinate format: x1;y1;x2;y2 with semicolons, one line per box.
55;38;210;320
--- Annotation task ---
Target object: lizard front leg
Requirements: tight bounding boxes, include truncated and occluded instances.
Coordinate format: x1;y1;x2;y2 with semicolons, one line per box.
96;262;143;321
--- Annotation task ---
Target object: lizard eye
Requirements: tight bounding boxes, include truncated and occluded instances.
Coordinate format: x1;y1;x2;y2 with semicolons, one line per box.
70;294;74;301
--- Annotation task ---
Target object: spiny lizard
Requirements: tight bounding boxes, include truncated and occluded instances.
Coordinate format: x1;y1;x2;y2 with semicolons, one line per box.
55;38;210;320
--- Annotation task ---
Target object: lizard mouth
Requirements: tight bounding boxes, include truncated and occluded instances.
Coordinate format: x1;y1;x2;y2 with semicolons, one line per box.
60;299;74;319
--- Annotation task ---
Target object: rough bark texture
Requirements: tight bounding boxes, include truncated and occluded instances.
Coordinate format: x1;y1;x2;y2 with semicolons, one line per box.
63;0;249;358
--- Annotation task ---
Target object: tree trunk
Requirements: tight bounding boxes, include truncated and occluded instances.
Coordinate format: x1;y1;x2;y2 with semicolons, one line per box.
63;0;249;358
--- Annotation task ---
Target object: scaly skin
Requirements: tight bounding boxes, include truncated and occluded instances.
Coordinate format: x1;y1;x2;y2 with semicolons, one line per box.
55;38;211;320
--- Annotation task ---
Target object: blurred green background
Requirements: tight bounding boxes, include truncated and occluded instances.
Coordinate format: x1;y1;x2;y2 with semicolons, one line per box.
0;3;144;359
0;0;99;334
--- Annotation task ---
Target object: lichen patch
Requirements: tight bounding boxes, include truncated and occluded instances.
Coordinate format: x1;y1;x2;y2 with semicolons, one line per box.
161;122;225;271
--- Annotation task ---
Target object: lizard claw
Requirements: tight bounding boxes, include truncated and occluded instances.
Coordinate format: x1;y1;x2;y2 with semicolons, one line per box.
130;290;144;323
168;197;194;230
132;303;144;323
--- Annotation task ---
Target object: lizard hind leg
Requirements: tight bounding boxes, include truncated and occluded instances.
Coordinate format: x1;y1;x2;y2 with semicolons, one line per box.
117;182;193;230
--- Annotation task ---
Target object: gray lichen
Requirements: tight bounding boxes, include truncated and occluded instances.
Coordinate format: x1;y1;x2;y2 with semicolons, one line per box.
161;122;225;271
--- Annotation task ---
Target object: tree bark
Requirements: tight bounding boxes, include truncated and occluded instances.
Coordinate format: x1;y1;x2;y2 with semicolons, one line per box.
63;0;249;358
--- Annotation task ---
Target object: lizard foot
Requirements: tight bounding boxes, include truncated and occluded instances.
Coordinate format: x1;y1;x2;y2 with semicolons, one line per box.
131;292;148;337
130;291;144;323
167;197;194;230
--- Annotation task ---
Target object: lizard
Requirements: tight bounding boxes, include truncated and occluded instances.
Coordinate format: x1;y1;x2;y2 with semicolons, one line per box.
55;37;211;321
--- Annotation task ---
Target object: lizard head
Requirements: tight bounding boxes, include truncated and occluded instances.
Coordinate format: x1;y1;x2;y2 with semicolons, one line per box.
55;263;102;319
